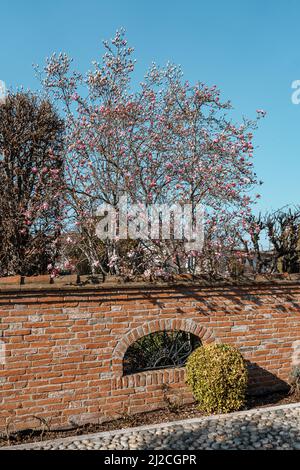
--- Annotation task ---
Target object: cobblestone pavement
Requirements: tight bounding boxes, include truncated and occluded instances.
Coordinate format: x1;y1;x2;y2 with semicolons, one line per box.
2;403;300;451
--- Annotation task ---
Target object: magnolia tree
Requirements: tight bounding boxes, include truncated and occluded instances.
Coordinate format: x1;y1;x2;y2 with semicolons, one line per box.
0;92;64;276
38;29;265;279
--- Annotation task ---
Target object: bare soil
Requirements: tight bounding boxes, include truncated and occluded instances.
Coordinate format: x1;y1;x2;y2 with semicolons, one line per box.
1;390;299;448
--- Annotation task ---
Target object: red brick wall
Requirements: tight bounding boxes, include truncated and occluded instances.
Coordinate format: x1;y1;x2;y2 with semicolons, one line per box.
0;281;300;433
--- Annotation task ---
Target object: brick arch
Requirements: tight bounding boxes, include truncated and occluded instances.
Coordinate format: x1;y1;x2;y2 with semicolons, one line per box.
112;318;215;377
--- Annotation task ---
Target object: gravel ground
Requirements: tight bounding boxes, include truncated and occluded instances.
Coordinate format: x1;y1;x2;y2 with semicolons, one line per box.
2;403;300;451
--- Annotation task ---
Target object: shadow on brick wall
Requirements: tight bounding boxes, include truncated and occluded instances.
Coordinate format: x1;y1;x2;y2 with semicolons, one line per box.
246;360;290;396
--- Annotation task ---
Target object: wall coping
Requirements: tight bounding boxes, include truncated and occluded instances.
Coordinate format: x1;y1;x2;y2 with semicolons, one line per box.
0;277;299;298
1;272;300;290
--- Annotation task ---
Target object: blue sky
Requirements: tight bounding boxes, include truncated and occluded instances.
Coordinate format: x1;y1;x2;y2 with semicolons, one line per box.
0;0;299;214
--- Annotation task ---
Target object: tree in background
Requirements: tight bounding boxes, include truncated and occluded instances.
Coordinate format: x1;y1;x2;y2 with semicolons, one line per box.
38;29;265;279
237;206;300;275
0;92;64;276
264;207;300;273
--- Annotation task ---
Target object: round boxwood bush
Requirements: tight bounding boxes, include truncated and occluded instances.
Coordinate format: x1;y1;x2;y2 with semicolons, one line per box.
186;343;248;413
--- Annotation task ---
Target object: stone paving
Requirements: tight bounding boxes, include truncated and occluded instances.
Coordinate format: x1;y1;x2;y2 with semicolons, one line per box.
2;403;300;450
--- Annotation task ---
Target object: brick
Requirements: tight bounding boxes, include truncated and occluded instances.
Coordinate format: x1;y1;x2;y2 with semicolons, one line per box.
0;281;299;433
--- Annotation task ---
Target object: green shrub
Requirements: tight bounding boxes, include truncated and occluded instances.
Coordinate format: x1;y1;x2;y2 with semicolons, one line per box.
186;343;248;413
